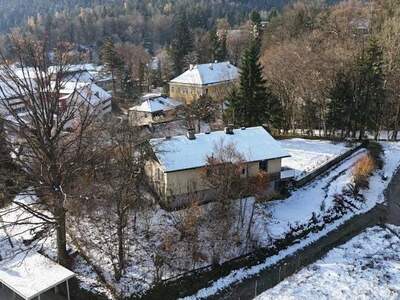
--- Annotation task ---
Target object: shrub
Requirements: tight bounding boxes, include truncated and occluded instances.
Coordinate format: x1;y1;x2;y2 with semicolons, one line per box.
366;141;384;170
352;154;375;189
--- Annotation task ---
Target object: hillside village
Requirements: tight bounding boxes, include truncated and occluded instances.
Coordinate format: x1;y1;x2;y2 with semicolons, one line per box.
1;1;400;300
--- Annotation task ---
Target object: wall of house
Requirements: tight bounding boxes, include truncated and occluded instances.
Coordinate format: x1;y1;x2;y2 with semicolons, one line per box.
169;81;237;105
267;159;282;174
164;158;282;197
129;109;177;126
165;167;209;197
145;160;167;196
146;156;283;209
129;110;153;126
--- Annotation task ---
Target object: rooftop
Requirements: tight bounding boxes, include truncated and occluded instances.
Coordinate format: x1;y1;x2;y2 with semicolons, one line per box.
170;61;239;85
130;95;182;113
0;251;74;300
150;126;290;172
60;82;111;106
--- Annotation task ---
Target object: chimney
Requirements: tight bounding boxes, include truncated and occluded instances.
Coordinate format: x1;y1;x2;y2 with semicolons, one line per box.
209;63;213;70
225;124;234;135
189;64;194;70
187;128;196;140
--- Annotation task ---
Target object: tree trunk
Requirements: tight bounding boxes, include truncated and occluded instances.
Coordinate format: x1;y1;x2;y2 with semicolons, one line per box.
117;218;124;281
55;206;68;267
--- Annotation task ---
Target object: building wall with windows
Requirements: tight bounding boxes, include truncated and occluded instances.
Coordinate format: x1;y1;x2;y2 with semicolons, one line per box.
169;80;237;105
145;157;282;208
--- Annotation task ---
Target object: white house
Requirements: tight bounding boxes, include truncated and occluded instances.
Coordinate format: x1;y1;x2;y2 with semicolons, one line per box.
146;126;290;208
129;94;183;126
60;82;112;118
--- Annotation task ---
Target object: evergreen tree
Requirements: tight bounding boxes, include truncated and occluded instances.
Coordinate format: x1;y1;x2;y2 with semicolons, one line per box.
327;70;355;137
100;38;124;97
354;38;386;140
250;10;262;39
210;28;227;62
226;39;277;127
167;11;193;76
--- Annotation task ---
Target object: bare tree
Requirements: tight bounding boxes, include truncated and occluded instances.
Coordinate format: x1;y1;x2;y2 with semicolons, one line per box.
71;121;150;281
0;34;97;266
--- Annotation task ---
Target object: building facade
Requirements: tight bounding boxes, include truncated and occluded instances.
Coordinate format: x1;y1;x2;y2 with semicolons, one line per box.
169;61;239;105
146;126;290;209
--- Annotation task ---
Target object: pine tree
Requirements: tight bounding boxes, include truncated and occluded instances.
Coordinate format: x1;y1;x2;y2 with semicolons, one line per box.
100;38;124;97
210;28;227;62
226;39;277;127
354;37;386;140
167;11;193;76
250;10;262;39
327;70;355;137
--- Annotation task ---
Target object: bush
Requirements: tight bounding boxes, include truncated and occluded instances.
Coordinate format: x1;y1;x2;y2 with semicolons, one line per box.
366;141;384;170
352;154;375;189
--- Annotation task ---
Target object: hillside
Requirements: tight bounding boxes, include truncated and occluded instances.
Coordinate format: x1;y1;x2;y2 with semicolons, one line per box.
0;0;296;34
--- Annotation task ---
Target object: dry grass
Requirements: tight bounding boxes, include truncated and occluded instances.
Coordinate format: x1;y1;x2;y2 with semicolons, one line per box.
352;154;375;189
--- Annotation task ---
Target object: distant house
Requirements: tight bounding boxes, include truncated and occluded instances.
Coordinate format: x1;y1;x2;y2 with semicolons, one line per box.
146;126;290;208
128;94;183;127
60;82;112;118
169;61;239;105
0;82;29;118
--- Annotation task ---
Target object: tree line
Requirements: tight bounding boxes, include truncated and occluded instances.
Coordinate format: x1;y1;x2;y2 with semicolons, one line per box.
219;0;400;140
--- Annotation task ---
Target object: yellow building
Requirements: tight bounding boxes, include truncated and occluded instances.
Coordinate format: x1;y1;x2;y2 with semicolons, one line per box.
146;126;290;209
169;61;239;105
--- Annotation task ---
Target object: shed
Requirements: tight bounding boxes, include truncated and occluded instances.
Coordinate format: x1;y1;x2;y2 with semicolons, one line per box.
0;252;75;300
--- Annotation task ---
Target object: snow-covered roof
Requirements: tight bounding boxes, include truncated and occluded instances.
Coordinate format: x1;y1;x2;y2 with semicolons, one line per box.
0;82;19;99
170;61;239;85
60;82;111;106
0;251;74;300
130;95;182;113
150;126;290;172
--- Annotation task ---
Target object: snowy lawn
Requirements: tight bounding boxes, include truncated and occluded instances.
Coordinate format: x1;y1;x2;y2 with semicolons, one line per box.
280;138;354;179
255;225;400;300
184;142;400;299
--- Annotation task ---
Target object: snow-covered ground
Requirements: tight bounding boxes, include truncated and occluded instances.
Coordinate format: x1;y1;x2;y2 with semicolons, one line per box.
0;193;112;299
184;142;400;299
255;225;400;300
2;142;400;300
280;139;353;179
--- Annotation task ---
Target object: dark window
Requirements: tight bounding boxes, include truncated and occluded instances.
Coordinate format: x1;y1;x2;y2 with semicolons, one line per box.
259;160;268;171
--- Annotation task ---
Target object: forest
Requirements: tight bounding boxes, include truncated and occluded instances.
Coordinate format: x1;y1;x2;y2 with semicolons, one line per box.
1;0;398;139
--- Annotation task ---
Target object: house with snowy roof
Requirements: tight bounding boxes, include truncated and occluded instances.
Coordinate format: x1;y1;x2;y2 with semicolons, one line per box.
146;126;290;208
128;94;183;126
59;82;112;120
169;61;239;105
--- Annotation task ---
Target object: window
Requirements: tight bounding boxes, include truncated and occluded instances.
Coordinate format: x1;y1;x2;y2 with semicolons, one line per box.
259;160;268;171
242;168;246;175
